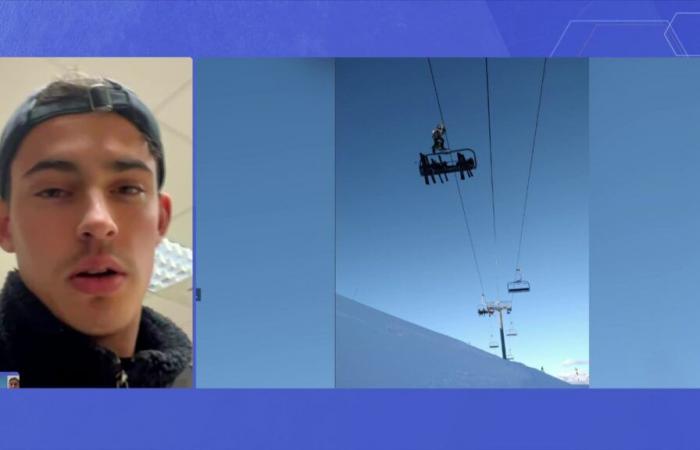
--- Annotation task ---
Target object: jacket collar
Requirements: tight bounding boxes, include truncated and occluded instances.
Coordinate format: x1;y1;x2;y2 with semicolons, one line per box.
0;270;192;387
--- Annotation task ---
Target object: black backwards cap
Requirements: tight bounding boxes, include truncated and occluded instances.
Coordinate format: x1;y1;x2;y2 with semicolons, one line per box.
0;79;164;200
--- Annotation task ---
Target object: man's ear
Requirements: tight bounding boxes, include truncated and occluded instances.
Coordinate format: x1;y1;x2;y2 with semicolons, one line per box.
0;200;15;253
157;193;172;242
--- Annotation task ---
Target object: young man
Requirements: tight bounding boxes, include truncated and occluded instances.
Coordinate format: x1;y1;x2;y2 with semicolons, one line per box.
0;74;192;387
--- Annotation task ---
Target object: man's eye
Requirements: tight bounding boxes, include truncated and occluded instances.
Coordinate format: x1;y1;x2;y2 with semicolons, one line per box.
116;185;145;196
36;188;70;199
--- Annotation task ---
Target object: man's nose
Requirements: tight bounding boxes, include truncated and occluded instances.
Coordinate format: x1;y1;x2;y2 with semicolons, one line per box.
76;192;118;241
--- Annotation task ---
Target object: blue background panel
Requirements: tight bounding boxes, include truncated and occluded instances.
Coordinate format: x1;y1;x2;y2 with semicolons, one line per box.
1;389;699;450
0;1;699;449
668;13;700;55
0;2;699;57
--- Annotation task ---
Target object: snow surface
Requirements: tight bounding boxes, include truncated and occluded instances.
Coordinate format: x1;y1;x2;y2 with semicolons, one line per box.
336;295;573;388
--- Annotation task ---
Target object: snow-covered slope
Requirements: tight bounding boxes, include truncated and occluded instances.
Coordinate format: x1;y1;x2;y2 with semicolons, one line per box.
336;295;572;388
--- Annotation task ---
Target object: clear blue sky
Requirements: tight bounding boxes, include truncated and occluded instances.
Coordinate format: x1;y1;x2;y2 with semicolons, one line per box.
196;59;335;387
336;58;589;376
590;59;700;388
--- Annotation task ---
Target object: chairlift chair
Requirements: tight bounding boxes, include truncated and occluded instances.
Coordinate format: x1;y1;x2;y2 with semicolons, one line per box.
507;268;530;293
488;335;499;349
506;322;518;337
419;147;477;185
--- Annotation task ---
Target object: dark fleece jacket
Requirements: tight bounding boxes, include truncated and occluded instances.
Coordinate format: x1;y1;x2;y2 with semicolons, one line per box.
0;271;192;388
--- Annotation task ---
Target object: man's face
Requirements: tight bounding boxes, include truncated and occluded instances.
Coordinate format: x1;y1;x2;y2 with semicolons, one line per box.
8;378;19;388
0;112;171;337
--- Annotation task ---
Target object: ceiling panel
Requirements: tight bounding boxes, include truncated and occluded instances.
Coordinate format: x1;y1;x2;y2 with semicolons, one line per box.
0;252;17;281
155;81;193;141
156;278;193;307
144;291;192;340
167;208;193;249
0;59;68;124
161;128;193;217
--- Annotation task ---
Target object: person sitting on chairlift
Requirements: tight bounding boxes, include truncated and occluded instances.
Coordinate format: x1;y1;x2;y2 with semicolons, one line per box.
431;123;447;153
456;152;474;178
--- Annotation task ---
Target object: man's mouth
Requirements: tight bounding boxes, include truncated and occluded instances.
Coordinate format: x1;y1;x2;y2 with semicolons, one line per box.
69;257;127;295
74;268;120;278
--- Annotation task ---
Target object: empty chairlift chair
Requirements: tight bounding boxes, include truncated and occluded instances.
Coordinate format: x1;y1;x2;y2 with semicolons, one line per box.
507;268;530;293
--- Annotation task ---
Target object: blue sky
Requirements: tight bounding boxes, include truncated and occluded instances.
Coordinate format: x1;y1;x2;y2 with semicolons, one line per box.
196;59;335;387
590;58;700;388
336;58;589;377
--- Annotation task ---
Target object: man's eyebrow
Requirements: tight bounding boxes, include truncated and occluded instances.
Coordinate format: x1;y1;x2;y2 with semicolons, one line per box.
23;158;153;178
23;159;78;177
108;159;153;175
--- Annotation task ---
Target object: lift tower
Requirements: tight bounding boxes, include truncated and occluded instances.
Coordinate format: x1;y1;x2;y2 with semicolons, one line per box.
477;300;513;360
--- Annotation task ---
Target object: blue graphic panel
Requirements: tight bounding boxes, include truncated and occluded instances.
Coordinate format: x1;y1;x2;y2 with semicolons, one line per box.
1;389;699;449
0;1;698;449
667;12;700;55
0;1;697;56
551;21;676;56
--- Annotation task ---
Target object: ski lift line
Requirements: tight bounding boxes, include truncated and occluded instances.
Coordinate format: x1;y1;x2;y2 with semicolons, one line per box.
426;58;451;150
454;179;485;296
485;58;501;301
515;58;548;271
426;57;485;296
